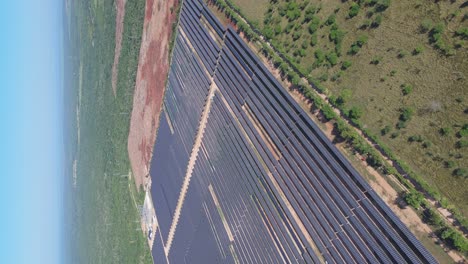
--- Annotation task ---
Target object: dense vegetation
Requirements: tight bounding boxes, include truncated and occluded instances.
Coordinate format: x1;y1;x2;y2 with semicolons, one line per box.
208;0;468;257
70;0;152;263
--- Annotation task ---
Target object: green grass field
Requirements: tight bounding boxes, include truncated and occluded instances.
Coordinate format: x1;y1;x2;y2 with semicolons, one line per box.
230;0;269;27
230;0;468;219
69;0;152;263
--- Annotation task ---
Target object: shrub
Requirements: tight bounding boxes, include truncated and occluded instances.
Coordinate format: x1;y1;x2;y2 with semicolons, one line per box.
329;27;345;45
404;189;425;209
325;14;336;26
357;35;369;46
322;105;336;121
439;127;452;136
361;19;372;29
455;27;468;39
348;106;363;120
398;49;408;58
372;14;383;27
441;228;468;253
453;168;468;178
314;49;325;64
310;33;318;46
401;84;413;95
304;5;317;22
375;0;391;12
422;141;432;148
423;208;445;227
348;35;368;55
370;56;382;64
291;74;301;86
399;107;414;122
348;3;360;18
445;160;456;169
274;25;282;35
348;44;361;55
263;26;274;39
381;125;391;136
413;45;424;55
408;135;424;143
308;16;321;34
456;140;468;149
459;124;468;137
326;52;338;66
396;120;407;129
341;60;352;70
390;131;400;138
420;19;433;33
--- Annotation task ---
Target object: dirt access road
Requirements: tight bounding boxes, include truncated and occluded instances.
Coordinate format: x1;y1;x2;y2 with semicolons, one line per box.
128;0;179;189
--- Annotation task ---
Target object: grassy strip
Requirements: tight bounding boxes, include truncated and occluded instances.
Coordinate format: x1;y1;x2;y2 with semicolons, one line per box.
209;0;468;255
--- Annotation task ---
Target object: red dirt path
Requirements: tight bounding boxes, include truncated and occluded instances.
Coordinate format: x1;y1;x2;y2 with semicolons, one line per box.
128;0;179;189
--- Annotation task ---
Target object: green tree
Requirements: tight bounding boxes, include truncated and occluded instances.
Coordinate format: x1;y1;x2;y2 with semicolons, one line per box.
404;189;425;209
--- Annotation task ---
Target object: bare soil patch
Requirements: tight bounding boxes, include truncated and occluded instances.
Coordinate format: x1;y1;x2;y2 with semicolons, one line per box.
128;0;179;189
111;0;127;96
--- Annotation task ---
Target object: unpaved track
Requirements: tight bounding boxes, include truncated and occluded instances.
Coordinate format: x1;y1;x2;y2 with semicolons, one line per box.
128;0;179;189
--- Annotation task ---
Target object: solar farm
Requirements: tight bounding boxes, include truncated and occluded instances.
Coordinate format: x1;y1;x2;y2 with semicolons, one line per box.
148;0;438;263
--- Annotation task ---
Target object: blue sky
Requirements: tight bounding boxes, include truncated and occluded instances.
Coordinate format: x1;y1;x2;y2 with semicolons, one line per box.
0;0;64;263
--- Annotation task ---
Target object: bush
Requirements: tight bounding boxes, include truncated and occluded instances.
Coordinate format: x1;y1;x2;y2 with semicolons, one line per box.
348;35;368;55
455;27;468;39
308;16;320;34
291;74;301;86
326;52;338;66
370;56;382;64
314;49;325;64
404;189;425;209
408;135;423;143
399;107;414;122
372;14;383;27
398;49;408;58
325;14;336;26
459;124;468;137
396;120;407;129
423;208;445;227
348;106;363;120
422;141;432;148
310;33;318;46
401;84;413;95
413;45;424;55
341;60;352;70
453;168;468;178
439;127;452;136
420;18;433;31
375;0;391;12
391;131;400;138
381;125;391;136
348;44;361;55
441;228;468;253
348;3;360;18
445;160;456;169
304;5;317;22
456;140;468;149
